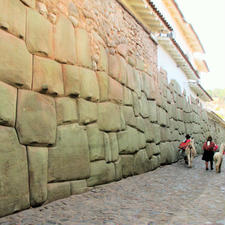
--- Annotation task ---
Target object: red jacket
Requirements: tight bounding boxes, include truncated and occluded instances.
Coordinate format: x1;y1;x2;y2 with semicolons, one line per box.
203;141;217;151
179;139;191;150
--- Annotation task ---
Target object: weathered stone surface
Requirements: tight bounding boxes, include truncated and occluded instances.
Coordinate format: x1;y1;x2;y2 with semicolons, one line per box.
75;28;92;68
153;123;161;144
103;133;111;163
123;87;133;106
117;126;139;154
55;15;76;64
149;155;160;170
20;0;35;8
70;180;89;195
98;102;124;131
117;55;127;85
145;120;154;142
97;72;109;101
114;157;122;181
16;90;56;145
134;149;150;175
136;58;145;71
142;73;151;99
140;93;149;118
80;68;99;101
0;0;26;38
0;30;32;89
48;124;90;182
146;143;153;159
117;44;128;58
117;130;128;153
108;54;120;80
63;65;80;97
87;124;104;161
132;92;140;116
27;146;48;206
98;45;108;72
148;100;157;122
123;106;137;128
126;64;135;91
0;81;17;127
108;77;123;104
33;56;64;96
133;70;142;98
87;161;115;186
55;97;78;125
138;132;146;149
136;117;145;133
157;106;167;127
78;98;98;124
0;126;29;217
26;9;53;57
109;133;119;162
47;182;71;203
121;155;134;178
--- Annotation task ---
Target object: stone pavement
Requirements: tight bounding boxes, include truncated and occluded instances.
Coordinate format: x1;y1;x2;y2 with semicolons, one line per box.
0;156;225;225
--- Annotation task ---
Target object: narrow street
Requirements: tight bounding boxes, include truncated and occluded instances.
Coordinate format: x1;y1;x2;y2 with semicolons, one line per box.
1;156;225;225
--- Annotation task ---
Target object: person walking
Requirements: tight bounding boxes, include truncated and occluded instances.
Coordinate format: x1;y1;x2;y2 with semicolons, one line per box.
179;134;191;164
202;136;217;170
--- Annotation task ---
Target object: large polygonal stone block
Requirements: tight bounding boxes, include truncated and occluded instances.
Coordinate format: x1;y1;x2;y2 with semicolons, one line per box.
97;72;109;102
132;92;140;116
139;93;149;118
0;0;26;39
75;28;92;69
27;146;48;206
109;77;123;104
0;81;17;127
149;155;160;170
0;126;29;217
87;161;115;186
138;132;146;149
33;56;64;96
87;124;105;161
108;54;120;81
142;73;151;99
56;97;78;125
144;120;154;142
134;149;150;175
63;65;80;97
20;0;35;8
126;64;135;91
153;123;161;144
78;98;98;125
148;100;157;122
48;124;90;182
55;15;76;64
123;106;137;128
98;45;108;72
98;102;123;131
136;117;145;133
117;55;127;85
117;126;139;154
0;30;32;89
133;70;142;98
109;133;119;162
71;180;89;195
114;157;122;181
123;87;133;106
104;133;111;162
80;68;99;101
47;182;71;203
16;90;56;145
26;9;53;57
121;155;134;178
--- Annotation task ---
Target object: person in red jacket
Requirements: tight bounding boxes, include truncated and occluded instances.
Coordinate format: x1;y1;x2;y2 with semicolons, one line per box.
202;136;217;170
179;134;191;163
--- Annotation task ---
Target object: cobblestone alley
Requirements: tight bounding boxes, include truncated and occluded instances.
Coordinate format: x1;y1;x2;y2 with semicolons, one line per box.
0;156;225;225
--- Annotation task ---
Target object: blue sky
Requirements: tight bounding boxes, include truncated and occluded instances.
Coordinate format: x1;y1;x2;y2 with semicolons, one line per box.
175;0;225;90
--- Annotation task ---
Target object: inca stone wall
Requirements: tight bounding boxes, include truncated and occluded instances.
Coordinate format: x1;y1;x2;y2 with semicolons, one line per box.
0;0;225;217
